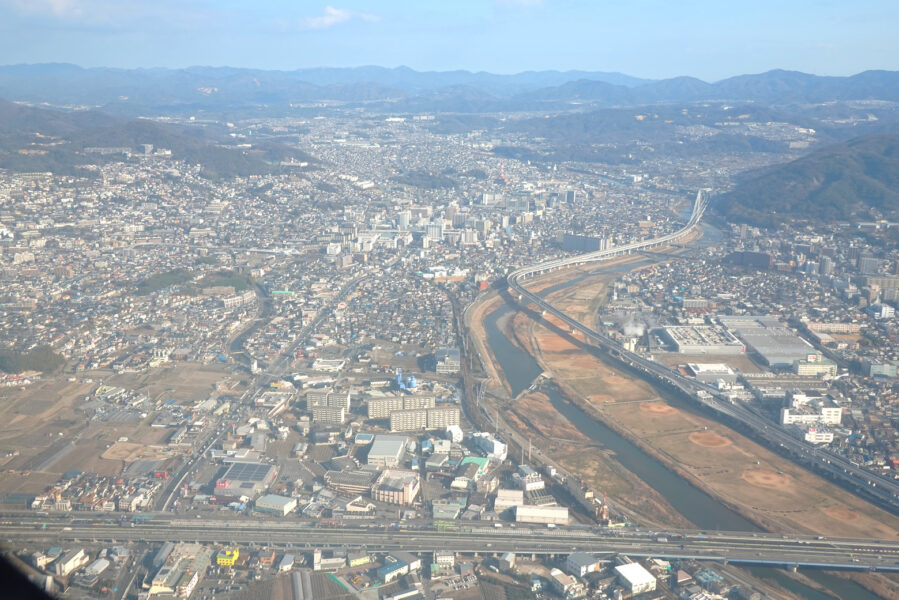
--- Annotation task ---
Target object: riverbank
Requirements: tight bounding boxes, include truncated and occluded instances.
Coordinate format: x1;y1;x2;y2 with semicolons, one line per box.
528;263;899;539
465;228;899;597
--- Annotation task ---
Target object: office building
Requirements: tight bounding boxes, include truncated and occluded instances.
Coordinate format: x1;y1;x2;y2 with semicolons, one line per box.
372;469;421;505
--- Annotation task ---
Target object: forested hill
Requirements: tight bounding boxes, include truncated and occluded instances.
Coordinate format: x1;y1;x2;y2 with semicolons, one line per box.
717;132;899;227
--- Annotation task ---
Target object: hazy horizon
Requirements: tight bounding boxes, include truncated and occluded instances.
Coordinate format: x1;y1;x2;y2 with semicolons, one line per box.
2;62;897;86
1;1;897;81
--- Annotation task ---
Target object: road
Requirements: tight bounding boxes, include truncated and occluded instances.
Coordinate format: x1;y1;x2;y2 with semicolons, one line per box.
4;516;899;572
506;191;899;513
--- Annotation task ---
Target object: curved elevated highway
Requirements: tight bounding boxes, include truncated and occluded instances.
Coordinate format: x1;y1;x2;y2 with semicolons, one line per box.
507;191;899;512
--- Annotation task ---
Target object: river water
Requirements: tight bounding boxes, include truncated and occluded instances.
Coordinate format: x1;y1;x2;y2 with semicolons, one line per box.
480;220;881;600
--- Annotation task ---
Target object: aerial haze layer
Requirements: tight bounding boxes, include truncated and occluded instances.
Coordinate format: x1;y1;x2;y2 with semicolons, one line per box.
0;0;897;79
3;3;899;600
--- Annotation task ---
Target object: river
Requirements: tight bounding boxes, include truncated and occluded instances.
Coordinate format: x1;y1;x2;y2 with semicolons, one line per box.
479;220;880;599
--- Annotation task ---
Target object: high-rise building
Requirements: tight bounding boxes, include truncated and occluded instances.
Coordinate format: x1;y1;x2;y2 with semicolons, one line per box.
397;210;411;230
389;406;460;431
312;406;346;425
818;256;834;276
859;255;879;275
426;222;444;242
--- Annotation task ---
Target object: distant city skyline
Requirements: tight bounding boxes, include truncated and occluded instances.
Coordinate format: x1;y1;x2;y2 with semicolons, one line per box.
0;0;897;81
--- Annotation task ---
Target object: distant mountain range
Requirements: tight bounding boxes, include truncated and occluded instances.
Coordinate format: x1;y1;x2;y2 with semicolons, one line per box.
718;132;899;226
0;98;313;177
2;64;899;113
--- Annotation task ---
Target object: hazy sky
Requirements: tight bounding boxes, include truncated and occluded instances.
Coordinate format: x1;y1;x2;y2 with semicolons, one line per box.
1;0;897;81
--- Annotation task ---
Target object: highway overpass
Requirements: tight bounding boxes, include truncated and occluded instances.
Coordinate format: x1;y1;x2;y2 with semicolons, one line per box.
4;516;899;572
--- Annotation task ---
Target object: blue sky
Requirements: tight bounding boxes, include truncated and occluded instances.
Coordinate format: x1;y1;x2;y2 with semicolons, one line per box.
1;0;897;81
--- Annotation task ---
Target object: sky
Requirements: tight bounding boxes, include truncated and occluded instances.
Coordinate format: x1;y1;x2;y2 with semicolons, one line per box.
1;0;897;81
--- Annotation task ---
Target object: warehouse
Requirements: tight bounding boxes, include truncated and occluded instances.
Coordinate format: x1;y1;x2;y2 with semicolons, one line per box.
367;435;409;467
615;562;656;594
514;504;569;525
255;494;298;516
662;325;745;354
719;315;816;368
324;469;379;495
215;462;277;497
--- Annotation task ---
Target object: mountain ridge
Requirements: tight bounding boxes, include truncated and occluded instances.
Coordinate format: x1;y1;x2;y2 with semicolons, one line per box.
3;64;899;113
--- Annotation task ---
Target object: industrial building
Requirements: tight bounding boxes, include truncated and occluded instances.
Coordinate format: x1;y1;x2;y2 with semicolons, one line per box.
684;363;737;385
254;494;298;516
614;562;656;594
793;357;838;377
215;462;277;497
324;469;379;495
566;553;604;577
372;469;421;505
366;435;409;467
514;465;545;491
435;347;461;374
75;558;110;587
780;393;842;426
662;325;745;354
53;548;89;576
514;504;569;525
471;432;508;460
719;315;816;368
494;488;525;513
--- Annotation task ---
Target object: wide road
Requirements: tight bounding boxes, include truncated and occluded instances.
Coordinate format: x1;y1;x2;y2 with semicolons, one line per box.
506;191;899;513
4;517;899;572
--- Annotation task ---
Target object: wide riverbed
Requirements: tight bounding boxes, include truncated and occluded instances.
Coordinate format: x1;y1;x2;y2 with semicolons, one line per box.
479;220;880;600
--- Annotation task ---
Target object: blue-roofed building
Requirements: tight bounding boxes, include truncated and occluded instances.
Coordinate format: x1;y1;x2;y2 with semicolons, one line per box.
695;569;723;587
377;559;409;583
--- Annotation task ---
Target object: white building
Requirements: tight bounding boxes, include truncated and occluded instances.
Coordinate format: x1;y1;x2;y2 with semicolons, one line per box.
514;465;545;491
53;548;89;576
494;489;525;513
471;432;508;460
255;494;298;516
780;393;842;425
614;562;656;594
514;505;568;525
367;435;408;467
566;553;603;577
794;425;834;444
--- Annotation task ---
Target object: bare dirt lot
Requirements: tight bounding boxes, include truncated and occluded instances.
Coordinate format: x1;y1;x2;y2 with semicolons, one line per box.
0;363;230;500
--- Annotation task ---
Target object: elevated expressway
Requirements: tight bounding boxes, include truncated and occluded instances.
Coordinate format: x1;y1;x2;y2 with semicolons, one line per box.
506;191;899;513
4;516;899;572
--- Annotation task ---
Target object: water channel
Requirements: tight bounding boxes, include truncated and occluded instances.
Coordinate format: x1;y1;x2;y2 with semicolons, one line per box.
479;221;880;600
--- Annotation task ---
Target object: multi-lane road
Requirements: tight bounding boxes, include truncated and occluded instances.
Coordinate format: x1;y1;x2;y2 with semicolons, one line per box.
5;515;899;572
506;191;899;513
